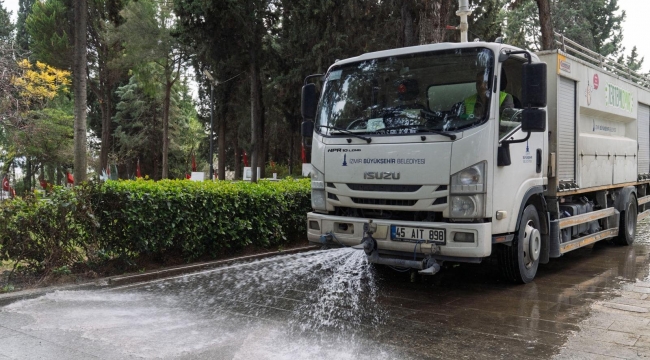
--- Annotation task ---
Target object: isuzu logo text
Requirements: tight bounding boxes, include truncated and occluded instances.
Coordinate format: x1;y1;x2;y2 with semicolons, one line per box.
363;171;401;180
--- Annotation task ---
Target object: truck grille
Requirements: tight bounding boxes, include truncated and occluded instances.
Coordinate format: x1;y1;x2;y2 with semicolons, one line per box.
334;206;442;222
350;197;417;206
432;197;447;205
347;184;422;192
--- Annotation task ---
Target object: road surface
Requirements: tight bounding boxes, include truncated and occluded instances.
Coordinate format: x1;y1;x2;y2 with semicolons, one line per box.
2;222;650;359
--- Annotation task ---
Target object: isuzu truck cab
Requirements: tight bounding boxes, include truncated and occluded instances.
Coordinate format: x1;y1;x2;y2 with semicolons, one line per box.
301;34;650;283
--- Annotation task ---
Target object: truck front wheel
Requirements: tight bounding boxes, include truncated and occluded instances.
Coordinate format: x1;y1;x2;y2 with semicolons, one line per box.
499;205;541;284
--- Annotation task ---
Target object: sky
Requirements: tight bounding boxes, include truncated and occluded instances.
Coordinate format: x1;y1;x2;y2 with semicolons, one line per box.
2;0;649;72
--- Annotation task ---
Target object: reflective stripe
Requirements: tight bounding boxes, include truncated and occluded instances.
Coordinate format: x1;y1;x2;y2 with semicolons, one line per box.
464;92;508;115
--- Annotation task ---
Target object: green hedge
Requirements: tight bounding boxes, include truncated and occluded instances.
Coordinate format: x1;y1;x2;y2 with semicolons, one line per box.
0;178;311;272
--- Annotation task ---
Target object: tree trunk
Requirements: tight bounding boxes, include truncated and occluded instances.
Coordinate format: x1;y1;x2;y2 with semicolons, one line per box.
161;82;171;179
401;0;418;47
217;110;226;181
56;166;63;186
289;128;294;176
234;142;241;181
46;164;54;184
32;160;37;190
536;0;554;50
97;40;112;173
152;111;159;179
217;84;231;181
99;98;110;172
259;103;266;178
250;47;262;183
73;0;88;184
24;157;31;192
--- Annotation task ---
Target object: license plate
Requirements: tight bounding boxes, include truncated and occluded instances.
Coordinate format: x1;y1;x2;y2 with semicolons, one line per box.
391;225;445;244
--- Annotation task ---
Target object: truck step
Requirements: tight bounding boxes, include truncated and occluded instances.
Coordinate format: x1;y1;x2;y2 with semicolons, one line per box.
638;209;650;222
558;208;616;229
560;228;619;254
638;195;650;206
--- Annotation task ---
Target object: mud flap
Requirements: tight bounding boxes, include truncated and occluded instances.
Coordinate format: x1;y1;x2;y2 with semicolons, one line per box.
549;219;561;258
540;214;551;264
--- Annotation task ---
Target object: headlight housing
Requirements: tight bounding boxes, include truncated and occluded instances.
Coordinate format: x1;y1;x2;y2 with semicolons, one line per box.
450;195;484;218
450;162;487;218
450;161;486;193
311;167;327;211
310;166;325;190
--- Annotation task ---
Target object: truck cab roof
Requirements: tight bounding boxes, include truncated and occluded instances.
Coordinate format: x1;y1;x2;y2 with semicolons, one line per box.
331;41;540;70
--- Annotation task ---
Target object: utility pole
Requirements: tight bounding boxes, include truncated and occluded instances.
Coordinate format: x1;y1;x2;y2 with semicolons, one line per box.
204;70;217;181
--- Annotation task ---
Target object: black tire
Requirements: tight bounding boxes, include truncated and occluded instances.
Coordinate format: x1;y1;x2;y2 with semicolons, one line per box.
498;205;541;284
614;196;637;246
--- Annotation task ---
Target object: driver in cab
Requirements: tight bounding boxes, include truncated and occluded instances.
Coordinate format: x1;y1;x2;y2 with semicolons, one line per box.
462;71;514;119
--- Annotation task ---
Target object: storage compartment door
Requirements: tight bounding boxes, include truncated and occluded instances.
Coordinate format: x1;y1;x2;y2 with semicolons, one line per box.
558;76;576;183
638;103;650;175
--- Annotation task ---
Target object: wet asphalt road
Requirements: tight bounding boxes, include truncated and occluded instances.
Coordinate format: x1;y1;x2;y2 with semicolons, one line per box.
3;222;650;359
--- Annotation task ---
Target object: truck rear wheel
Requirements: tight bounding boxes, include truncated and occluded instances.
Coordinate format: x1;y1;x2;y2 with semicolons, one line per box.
614;196;637;246
499;205;540;284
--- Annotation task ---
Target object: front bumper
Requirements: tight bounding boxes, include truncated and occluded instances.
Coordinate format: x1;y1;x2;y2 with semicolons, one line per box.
307;212;492;259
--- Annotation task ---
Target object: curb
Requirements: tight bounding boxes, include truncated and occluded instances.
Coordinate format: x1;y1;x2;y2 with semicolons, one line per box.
0;245;318;306
107;245;319;286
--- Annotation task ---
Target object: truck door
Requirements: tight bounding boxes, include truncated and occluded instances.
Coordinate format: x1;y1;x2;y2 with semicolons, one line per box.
492;60;546;234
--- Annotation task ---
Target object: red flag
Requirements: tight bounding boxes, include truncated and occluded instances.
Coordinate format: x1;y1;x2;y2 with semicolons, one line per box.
66;172;74;185
106;165;111;176
39;179;48;189
242;150;249;167
2;176;8;191
301;143;306;163
9;186;15;197
136;159;142;178
191;154;197;172
185;173;191;179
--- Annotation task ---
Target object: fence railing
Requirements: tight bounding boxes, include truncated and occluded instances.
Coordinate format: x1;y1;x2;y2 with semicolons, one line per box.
554;32;650;89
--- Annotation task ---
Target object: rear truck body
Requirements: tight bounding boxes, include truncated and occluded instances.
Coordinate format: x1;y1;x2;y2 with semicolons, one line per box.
300;33;650;283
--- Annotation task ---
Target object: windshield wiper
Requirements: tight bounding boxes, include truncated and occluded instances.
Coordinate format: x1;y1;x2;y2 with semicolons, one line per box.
379;125;457;140
318;125;372;143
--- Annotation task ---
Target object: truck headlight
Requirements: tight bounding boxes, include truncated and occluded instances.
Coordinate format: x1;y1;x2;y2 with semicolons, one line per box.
450;162;487;218
450;195;484;218
311;166;327;211
312;189;327;210
450;161;486;193
311;166;325;190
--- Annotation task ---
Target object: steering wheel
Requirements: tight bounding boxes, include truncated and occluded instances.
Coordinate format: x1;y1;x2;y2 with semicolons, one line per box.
347;118;367;130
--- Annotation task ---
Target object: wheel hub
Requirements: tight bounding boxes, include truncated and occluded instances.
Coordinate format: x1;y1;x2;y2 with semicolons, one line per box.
522;220;541;268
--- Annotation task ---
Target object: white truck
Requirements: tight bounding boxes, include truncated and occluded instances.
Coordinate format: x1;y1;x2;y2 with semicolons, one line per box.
300;31;650;283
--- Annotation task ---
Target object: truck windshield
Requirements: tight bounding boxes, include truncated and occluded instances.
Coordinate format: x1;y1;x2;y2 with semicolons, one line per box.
316;47;495;136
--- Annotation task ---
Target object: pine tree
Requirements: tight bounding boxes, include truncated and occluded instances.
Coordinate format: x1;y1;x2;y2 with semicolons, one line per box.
15;0;34;52
115;0;185;179
0;0;13;42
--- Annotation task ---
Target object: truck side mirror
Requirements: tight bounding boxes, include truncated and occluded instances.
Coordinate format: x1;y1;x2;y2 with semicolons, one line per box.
301;120;314;138
301;84;318;120
521;108;546;132
497;143;512;167
521;62;547;108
